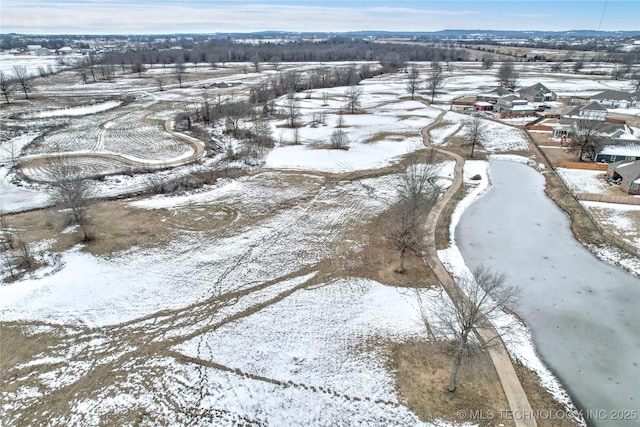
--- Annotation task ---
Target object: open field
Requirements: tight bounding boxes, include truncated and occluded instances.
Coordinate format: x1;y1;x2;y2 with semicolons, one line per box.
2;59;639;425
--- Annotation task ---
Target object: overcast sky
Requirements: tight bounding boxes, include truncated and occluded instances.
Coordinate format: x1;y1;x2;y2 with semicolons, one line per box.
1;0;639;35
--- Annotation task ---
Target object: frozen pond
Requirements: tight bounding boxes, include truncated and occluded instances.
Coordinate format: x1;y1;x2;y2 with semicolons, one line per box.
456;160;640;426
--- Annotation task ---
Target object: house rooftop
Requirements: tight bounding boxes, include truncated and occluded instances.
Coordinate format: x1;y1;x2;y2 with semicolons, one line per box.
600;142;640;157
591;90;633;101
613;160;640;183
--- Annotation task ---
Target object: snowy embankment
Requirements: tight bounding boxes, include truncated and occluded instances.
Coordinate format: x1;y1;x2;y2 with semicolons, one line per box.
436;156;584;421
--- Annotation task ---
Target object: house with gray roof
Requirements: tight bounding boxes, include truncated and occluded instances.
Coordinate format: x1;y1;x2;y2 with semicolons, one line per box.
476;87;514;103
561;101;607;122
518;83;557;103
589;90;636;109
495;95;535;117
595;141;640;164
606;160;640;194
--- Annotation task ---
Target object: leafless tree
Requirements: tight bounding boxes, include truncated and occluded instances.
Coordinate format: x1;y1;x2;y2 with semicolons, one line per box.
330;128;349;150
156;77;165;91
284;95;300;128
174;60;186;88
344;85;363;113
632;73;640;92
335;110;345;128
425;61;444;103
497;60;518;90
406;65;422;100
12;65;32;99
251;54;260;72
385;151;440;273
46;156;93;242
567;120;603;161
420;265;520;392
132;61;147;78
464;115;486;158
0;71;15;103
322;91;329;106
572;60;585;74
481;56;494;69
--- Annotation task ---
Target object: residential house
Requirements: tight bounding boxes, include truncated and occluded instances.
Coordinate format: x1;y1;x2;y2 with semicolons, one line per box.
595;140;640;163
606;160;640;194
518;83;557;103
476;87;513;103
495;96;535;117
589;90;635;109
561;101;607;122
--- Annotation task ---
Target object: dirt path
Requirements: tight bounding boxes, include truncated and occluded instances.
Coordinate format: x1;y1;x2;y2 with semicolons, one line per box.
420;109;537;427
17;117;206;173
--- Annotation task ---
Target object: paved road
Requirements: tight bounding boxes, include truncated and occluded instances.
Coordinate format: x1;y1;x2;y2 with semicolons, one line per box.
421;109;537;427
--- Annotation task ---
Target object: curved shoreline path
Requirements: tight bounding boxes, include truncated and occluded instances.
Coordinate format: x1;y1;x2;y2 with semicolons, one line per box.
420;109;536;427
17;117;206;172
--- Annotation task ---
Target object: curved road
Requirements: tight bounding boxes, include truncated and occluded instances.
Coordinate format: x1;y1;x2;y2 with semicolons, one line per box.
421;109;536;427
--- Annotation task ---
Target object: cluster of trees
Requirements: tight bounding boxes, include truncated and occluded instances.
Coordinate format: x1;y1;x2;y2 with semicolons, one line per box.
174;64;377;160
83;37;469;72
0;65;36;101
405;62;445;102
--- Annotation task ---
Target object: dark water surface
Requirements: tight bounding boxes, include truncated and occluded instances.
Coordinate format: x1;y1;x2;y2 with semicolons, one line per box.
456;160;640;426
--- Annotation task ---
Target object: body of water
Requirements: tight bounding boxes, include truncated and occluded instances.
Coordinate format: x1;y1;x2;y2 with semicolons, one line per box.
456;160;640;426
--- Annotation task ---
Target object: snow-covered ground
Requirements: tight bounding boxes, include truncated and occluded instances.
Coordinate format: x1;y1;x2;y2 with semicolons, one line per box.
2;60;639;425
556;168;612;195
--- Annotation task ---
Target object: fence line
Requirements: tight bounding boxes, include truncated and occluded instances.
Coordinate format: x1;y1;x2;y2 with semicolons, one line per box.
525;130;640;259
554;161;608;171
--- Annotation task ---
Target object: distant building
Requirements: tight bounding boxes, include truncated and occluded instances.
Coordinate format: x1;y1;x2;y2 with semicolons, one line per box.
476;87;513;103
589;90;638;109
518;83;557;103
561;101;608;122
474;101;493;111
495;95;535;117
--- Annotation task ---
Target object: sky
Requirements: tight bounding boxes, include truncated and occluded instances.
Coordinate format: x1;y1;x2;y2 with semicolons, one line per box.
1;0;639;35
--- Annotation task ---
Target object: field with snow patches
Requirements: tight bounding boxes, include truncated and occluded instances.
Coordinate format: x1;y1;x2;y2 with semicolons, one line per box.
3;60;638;425
556;168;613;195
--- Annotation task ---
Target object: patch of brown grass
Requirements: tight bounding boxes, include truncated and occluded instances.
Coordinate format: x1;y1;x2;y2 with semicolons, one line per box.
513;361;581;427
390;339;515;426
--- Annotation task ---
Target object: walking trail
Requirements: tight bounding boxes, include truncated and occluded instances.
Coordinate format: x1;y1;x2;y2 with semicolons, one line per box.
421;109;537;427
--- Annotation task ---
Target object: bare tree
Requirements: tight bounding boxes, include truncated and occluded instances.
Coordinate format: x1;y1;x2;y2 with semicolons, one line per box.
464;115;486;158
156;77;165;91
46;156;93;242
567;120;603;161
344;85;363;113
330;128;349;150
572;60;585;74
132;61;147;78
481;56;494;69
632;73;640;92
12;65;32;99
421;265;519;392
406;65;422;100
284;95;300;128
0;71;15;103
385;151;440;273
425;61;444;103
173;60;186;88
497;60;518;90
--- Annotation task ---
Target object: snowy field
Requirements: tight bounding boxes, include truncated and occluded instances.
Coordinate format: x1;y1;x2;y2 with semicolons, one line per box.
2;59;639;425
556;168;613;195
